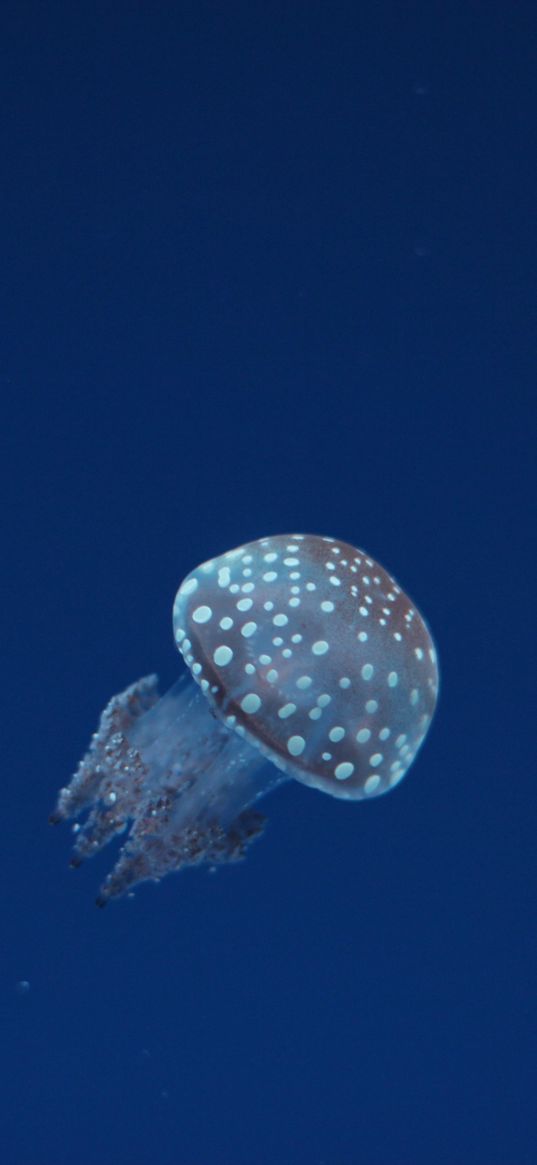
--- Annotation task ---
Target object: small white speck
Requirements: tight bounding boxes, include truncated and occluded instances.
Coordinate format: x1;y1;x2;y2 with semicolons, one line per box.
312;640;329;656
370;753;383;767
335;762;354;781
287;735;306;757
241;693;261;714
241;622;257;638
180;577;198;596
329;727;345;742
296;675;312;690
356;729;371;744
192;605;212;624
364;774;381;795
237;598;253;612
388;672;399;687
213;646;233;666
278;703;296;719
361;664;374;681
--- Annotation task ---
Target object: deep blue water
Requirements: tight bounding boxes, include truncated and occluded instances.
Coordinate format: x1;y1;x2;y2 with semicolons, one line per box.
2;4;535;1163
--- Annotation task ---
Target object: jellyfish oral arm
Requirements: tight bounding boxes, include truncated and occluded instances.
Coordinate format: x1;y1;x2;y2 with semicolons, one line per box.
50;675;282;905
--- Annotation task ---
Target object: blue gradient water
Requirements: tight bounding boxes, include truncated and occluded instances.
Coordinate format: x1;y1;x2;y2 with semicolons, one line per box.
2;4;534;1163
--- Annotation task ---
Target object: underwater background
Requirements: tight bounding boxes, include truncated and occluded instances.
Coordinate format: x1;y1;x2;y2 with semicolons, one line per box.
2;3;535;1163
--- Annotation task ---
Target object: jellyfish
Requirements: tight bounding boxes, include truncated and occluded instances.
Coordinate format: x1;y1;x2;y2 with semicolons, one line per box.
50;535;439;904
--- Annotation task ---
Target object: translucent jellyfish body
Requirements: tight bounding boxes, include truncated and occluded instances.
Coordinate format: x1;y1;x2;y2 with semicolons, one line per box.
51;535;439;904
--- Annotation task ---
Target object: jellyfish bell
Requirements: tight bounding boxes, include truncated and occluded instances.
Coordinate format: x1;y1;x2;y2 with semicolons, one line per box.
51;535;439;904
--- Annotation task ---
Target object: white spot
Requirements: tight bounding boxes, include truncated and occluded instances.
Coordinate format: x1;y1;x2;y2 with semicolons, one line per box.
410;689;419;705
335;762;354;781
309;708;322;720
379;727;391;741
267;669;278;683
356;728;371;744
263;571;277;582
193;605;212;624
263;552;278;563
329;727;345;742
388;671;399;687
339;677;351;689
329;576;341;587
289;598;300;607
321;600;335;613
237;598;253;611
415;647;424;660
312;640;329;656
241;582;255;593
180;577;198;596
278;703;296;719
219;616;233;630
273;613;288;627
263;601;274;611
272;636;284;646
358;631;368;642
359;606;369;616
317;694;331;707
241;622;257;638
283;557;299;566
245;663;255;675
296;675;312;690
259;654;272;665
287;735;306;757
361;664;374;681
364;774;381;795
213;646;233;666
241;693;261;714
365;700;378;714
370;753;383;767
217;567;231;588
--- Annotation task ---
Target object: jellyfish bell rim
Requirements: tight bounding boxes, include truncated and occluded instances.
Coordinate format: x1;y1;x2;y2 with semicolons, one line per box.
172;533;439;804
